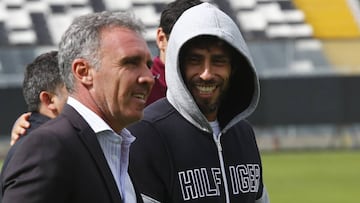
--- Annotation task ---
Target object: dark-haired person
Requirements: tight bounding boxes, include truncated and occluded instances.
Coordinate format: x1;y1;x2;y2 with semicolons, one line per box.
0;50;67;200
128;3;270;202
146;0;203;105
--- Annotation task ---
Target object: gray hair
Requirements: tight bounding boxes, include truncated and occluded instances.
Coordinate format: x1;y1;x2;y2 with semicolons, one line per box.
58;11;145;93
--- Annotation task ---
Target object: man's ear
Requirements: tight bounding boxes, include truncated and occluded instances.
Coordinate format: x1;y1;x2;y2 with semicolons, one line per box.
72;58;93;86
39;91;55;110
156;27;168;52
39;91;52;106
39;91;60;118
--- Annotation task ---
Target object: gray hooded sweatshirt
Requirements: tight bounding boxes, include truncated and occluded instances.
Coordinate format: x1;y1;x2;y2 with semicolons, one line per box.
129;3;269;203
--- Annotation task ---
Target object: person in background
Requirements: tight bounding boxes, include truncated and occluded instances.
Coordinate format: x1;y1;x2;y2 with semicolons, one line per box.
1;11;154;203
12;51;66;144
9;0;204;143
128;3;270;202
0;51;67;199
146;0;203;105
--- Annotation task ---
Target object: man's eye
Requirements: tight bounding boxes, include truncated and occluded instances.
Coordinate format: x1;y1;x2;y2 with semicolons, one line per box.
187;56;200;64
213;58;230;65
126;60;138;65
122;57;141;67
147;61;153;69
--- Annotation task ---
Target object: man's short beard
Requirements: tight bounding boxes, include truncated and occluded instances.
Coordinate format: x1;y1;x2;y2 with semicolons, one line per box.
198;101;218;116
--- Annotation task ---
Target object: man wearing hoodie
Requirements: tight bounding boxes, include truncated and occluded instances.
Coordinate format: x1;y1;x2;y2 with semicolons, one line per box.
128;3;270;203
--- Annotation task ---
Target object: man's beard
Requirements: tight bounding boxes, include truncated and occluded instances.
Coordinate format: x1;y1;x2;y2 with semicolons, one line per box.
196;98;219;116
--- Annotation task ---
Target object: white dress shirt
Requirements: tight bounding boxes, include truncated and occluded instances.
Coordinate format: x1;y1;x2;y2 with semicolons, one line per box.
67;97;136;203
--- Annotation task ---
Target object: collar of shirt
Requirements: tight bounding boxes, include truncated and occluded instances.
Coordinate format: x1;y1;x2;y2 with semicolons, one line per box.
66;96;136;159
67;96;136;201
67;96;113;133
209;119;221;139
67;97;135;141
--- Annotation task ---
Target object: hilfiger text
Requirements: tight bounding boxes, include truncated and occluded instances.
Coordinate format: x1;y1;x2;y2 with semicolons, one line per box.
178;164;260;201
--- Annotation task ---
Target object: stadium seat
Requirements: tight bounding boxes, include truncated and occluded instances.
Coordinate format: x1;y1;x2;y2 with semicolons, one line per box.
282;9;305;23
5;9;32;31
47;14;73;45
228;0;256;10
8;30;37;44
103;0;132;10
2;0;25;7
258;3;286;23
70;0;90;6
132;5;159;27
237;10;267;32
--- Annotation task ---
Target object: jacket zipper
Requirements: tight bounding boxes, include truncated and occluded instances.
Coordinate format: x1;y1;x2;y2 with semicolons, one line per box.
214;133;230;203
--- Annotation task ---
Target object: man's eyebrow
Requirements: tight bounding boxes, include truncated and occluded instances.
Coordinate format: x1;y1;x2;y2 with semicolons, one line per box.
213;54;231;59
120;56;142;64
119;55;153;68
185;52;202;57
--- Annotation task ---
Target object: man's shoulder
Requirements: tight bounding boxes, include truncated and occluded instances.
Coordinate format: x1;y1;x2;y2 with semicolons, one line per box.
143;98;175;121
225;119;255;134
25;107;86;143
128;98;177;136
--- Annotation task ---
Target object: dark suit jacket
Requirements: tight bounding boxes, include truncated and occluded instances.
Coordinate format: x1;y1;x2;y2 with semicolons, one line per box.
0;112;50;201
1;112;50;177
1;104;142;203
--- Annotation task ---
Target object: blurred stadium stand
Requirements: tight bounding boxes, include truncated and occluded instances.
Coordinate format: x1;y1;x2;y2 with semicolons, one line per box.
0;0;360;150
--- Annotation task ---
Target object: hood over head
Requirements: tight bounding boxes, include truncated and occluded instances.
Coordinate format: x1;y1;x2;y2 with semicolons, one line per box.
165;2;260;133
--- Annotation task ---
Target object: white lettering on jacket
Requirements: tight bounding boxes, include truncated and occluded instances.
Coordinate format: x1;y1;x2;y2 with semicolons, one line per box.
178;164;260;201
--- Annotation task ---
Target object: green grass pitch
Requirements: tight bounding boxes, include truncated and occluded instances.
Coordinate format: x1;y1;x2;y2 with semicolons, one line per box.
262;150;360;203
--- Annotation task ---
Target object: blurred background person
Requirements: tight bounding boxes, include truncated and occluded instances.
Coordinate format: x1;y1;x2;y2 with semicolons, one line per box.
146;0;203;105
0;50;66;199
9;51;67;146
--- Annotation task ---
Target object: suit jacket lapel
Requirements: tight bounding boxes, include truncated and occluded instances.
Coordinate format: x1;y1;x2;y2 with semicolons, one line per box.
62;105;123;203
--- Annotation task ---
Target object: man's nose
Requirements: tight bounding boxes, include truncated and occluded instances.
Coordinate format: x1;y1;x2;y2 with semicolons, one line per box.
199;63;213;81
140;66;155;85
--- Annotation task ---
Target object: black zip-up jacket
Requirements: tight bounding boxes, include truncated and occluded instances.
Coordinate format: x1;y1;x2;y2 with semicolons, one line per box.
129;99;265;203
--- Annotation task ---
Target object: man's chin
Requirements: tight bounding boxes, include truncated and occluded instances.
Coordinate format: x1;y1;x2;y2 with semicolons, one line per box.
198;102;218;115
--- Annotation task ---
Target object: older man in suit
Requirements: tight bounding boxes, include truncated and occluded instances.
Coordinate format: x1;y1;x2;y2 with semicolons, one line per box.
1;11;154;203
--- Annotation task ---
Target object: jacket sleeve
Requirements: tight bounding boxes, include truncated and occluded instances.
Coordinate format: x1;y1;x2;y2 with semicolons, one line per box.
256;185;270;203
1;129;71;203
128;120;172;203
245;121;270;203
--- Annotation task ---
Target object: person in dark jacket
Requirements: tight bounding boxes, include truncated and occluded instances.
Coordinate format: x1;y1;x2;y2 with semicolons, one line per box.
14;50;66;140
9;51;67;145
1;11;154;203
0;50;67;200
128;3;270;203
